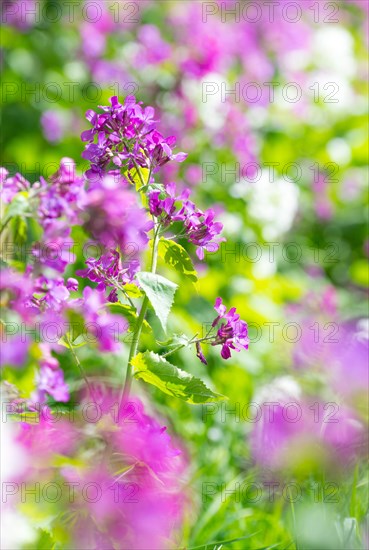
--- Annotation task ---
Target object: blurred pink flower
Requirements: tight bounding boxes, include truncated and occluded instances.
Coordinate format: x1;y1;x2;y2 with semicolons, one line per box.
329;319;369;405
251;398;367;472
13;388;189;549
41;111;65;143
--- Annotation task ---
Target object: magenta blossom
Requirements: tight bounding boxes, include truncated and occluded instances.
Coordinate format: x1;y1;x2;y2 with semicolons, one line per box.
211;297;249;359
178;201;225;260
148;182;190;224
148;182;224;260
32;344;69;403
0;168;30;204
0;334;30;369
78;286;129;352
82;174;151;253
81;95;187;177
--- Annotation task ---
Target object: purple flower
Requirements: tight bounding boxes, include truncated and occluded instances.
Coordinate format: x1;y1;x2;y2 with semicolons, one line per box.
0;169;30;203
0;268;35;322
64;389;188;550
81;95;187;177
148;182;190;224
177;201;225;260
79;286;128;352
136;25;171;66
82;175;151;253
211;297;249;359
329;319;369;406
251;389;367;472
77;249;139;301
32;221;76;273
34;345;69;403
32;276;71;313
37;158;85;226
0;335;30;369
148;183;224;260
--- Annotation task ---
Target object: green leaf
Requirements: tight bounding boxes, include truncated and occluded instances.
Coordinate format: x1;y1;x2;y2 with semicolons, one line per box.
23;529;56;550
4;192;30;221
107;302;151;333
128;166;150;190
58;310;86;348
136;271;178;332
10;215;27;245
132;351;226;404
123;283;143;298
1;193;30;244
158;238;198;282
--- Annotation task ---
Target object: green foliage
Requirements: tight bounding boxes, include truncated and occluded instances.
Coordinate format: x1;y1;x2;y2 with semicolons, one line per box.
132;351;226;404
158;237;198;283
136;271;178;332
107;302;151;333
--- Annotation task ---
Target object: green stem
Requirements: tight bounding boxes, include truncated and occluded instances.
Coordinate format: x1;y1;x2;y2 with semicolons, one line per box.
132;159;146;188
161;335;214;359
161;343;188;359
66;336;95;401
119;223;160;405
0;217;11;236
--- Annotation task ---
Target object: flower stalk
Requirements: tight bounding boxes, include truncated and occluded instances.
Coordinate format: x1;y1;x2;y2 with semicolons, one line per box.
120;169;160;406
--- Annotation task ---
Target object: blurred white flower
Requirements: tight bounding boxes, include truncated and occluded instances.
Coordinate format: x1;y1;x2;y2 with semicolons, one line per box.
313;27;356;78
1;421;35;549
245;171;300;240
1;510;36;549
254;375;302;405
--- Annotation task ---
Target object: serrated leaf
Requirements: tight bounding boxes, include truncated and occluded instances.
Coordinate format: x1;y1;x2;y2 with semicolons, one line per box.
136;272;178;332
132;351;226;404
107;302;151;333
158;238;198;282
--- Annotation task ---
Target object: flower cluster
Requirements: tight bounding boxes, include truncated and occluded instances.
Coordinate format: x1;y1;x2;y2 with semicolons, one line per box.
148;182;225;259
0;95;245;550
77;249;140;302
0;263;128;399
81;95;187;180
31;158;86;271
